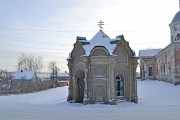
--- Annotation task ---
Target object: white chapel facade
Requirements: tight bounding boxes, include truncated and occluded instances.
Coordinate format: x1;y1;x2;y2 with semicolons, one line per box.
67;23;138;105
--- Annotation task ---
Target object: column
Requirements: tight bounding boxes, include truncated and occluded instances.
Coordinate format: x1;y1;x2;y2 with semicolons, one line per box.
83;57;89;104
109;64;116;105
131;58;138;103
67;60;74;102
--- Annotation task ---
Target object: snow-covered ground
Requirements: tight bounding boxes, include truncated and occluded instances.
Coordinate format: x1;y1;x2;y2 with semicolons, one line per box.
0;79;180;120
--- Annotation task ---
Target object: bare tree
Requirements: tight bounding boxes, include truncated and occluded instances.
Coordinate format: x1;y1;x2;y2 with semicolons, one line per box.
0;70;13;83
48;61;59;79
17;54;43;71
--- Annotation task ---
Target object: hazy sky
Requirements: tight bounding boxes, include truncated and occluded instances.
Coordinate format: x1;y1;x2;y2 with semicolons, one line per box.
0;0;179;72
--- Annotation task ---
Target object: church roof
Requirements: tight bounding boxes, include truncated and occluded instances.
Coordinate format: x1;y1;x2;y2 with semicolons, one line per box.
139;49;162;57
172;11;180;22
68;30;136;59
82;30;117;56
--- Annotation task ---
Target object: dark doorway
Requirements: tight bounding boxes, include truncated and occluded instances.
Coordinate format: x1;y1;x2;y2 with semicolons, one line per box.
149;67;152;76
76;70;85;103
115;75;124;97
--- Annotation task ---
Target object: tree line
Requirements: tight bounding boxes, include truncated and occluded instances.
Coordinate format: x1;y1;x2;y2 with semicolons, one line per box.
1;53;60;82
17;53;59;73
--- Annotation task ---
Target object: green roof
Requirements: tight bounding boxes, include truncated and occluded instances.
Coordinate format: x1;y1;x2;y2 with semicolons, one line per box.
110;40;119;44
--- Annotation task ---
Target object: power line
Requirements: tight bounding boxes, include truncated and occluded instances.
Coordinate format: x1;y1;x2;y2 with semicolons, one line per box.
1;49;70;56
0;33;73;46
0;27;96;32
0;42;72;51
0;33;168;48
0;27;167;33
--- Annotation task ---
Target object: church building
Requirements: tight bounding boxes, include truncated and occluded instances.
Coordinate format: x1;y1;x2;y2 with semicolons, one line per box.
67;21;138;105
139;2;180;84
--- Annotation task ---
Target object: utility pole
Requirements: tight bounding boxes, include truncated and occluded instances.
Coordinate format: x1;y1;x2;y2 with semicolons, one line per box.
52;68;54;80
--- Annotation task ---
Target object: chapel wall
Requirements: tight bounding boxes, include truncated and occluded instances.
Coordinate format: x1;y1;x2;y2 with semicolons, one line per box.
67;30;138;104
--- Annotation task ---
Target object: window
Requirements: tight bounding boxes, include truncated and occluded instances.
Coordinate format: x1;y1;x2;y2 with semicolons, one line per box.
177;33;180;40
169;63;171;76
163;64;165;73
149;67;152;76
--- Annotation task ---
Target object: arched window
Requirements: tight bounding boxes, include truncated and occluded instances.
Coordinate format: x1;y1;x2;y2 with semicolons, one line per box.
176;33;180;40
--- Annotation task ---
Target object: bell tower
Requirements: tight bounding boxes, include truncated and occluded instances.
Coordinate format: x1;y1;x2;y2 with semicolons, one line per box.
169;0;180;43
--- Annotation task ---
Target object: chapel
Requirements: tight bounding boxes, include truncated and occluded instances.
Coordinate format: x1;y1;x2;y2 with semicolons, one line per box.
67;22;138;104
139;2;180;84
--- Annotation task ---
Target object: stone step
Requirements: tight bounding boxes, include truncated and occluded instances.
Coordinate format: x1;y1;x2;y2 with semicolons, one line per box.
117;96;126;102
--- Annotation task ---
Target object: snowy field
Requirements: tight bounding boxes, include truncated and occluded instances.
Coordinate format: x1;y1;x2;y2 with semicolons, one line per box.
0;79;180;120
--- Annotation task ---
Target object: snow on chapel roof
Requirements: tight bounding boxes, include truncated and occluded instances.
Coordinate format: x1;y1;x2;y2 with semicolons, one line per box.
139;49;162;57
67;28;134;59
82;30;117;56
66;21;136;58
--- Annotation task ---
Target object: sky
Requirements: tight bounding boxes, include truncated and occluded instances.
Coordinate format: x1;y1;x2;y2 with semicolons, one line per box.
0;0;179;72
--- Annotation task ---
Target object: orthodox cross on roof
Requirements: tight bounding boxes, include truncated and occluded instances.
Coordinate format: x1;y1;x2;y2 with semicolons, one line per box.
98;20;104;30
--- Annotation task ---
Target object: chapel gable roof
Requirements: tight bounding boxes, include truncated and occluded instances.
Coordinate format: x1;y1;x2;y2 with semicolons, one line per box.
82;30;120;56
68;30;136;59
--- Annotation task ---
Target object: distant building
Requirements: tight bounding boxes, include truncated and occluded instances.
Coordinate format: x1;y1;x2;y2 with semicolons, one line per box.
139;2;180;84
67;26;138;105
56;72;69;81
13;70;38;80
139;49;162;80
55;72;69;86
50;71;69;81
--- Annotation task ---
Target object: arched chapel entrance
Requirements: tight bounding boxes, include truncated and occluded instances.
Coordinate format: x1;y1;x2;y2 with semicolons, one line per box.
75;70;85;103
115;75;124;98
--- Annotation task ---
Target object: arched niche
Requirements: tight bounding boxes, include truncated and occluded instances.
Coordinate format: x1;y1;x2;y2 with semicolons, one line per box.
94;85;105;102
90;46;110;56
